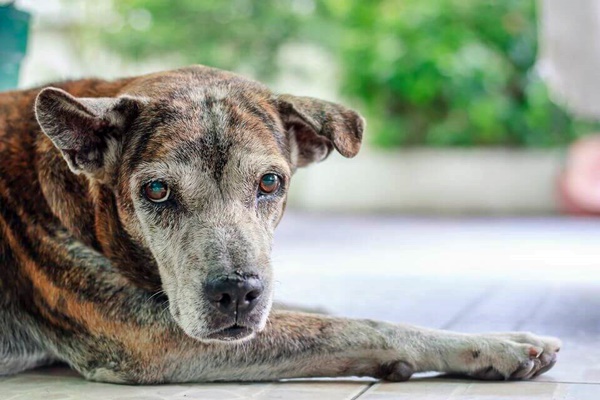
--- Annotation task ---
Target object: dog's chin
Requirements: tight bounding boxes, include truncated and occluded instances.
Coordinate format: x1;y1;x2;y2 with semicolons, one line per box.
170;300;271;343
176;318;258;343
204;324;256;342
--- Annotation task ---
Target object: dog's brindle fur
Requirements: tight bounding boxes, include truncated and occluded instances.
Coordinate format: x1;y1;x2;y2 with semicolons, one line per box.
0;66;560;383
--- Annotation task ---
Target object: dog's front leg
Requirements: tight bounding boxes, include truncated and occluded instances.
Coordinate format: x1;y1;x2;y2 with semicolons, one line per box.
185;312;560;382
67;310;560;383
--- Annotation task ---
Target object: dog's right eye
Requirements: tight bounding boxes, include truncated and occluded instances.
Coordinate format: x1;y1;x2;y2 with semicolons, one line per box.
144;181;170;203
258;173;281;196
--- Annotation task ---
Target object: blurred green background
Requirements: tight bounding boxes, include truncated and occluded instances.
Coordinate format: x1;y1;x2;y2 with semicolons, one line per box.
5;0;598;149
96;0;598;148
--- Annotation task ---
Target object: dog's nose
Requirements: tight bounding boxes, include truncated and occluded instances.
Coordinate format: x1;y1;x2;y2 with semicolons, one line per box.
205;276;263;317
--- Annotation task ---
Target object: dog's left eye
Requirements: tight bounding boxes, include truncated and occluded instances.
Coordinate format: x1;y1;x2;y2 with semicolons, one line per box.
144;181;170;203
258;173;281;195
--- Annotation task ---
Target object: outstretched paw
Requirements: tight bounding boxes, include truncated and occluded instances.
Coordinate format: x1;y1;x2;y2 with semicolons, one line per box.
467;332;560;381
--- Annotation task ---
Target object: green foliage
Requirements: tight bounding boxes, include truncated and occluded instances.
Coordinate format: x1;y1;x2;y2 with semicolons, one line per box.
103;0;323;78
102;0;598;148
329;0;598;147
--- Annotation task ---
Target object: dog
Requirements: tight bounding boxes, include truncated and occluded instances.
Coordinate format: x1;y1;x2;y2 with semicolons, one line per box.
0;65;560;383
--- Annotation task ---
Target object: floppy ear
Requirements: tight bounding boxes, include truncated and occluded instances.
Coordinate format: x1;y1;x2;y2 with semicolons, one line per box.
35;87;143;178
276;94;365;168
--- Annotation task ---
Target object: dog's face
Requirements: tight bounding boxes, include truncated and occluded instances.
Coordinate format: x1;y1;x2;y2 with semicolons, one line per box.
35;66;363;342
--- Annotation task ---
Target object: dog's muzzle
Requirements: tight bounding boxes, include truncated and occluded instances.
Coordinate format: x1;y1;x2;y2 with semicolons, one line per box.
203;274;264;341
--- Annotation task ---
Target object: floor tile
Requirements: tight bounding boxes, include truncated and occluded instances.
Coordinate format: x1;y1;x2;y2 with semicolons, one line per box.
359;380;600;400
0;367;369;400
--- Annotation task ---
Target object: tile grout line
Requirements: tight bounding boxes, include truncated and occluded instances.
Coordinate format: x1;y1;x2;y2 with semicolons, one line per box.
351;381;377;399
526;380;600;386
411;379;600;386
356;378;600;386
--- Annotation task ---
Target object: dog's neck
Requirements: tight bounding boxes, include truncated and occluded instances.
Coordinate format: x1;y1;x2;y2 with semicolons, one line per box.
37;135;162;291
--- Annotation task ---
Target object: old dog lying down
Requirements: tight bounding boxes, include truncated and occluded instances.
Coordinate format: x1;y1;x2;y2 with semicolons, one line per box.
0;66;559;383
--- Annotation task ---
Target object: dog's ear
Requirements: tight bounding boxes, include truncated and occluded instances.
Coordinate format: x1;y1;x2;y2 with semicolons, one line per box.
35;87;143;178
276;95;365;167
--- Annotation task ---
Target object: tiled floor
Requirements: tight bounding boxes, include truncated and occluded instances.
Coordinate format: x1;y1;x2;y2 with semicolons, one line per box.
2;213;600;399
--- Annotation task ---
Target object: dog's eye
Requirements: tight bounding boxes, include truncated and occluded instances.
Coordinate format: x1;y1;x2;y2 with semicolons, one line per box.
258;173;281;195
144;181;170;203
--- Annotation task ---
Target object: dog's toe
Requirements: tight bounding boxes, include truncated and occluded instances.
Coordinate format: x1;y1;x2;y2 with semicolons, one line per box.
509;360;536;380
532;352;557;378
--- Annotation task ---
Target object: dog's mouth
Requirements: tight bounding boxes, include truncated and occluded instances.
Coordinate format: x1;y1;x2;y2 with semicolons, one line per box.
206;324;254;341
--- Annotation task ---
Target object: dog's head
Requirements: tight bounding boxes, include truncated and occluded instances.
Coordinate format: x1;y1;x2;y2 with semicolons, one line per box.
34;66;363;342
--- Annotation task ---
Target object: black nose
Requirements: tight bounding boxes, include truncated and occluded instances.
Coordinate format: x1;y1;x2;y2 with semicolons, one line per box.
204;276;264;318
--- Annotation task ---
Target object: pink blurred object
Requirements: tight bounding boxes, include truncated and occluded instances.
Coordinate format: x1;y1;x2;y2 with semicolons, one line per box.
559;135;600;215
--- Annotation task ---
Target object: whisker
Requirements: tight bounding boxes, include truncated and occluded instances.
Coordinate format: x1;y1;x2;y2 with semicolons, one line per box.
160;301;171;319
143;289;166;307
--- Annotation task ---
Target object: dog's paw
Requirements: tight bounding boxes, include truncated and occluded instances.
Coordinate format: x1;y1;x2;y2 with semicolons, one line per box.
466;332;560;381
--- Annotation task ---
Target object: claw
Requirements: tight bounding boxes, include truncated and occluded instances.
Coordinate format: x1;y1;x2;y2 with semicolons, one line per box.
530;352;557;378
510;360;535;380
532;358;557;378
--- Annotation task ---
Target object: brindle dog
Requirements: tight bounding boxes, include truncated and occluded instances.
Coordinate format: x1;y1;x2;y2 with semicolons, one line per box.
0;66;559;383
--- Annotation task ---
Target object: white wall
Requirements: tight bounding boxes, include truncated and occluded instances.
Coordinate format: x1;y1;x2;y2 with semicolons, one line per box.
289;149;564;215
